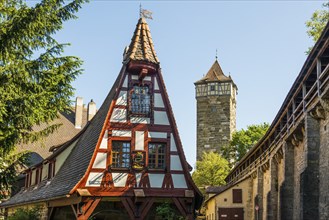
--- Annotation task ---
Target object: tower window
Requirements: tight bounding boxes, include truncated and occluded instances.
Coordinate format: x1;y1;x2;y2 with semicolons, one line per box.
112;141;131;168
148;143;166;169
130;85;151;115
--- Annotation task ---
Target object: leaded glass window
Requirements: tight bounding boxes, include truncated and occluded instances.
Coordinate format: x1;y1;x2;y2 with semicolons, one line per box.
112;141;131;168
148;143;166;169
130;85;151;115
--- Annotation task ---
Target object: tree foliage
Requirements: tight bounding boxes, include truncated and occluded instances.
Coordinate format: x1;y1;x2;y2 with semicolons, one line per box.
305;3;329;53
221;123;269;167
7;206;42;220
192;152;230;187
156;203;184;220
0;0;86;197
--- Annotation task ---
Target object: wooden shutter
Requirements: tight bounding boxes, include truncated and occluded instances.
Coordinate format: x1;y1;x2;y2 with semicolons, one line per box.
232;189;242;203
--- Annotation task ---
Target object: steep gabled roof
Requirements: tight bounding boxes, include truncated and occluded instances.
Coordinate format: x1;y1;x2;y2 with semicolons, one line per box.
123;18;159;64
19;108;88;159
1;67;124;208
195;60;232;84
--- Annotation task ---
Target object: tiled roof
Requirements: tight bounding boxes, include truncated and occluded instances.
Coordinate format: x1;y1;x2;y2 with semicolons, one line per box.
205;186;228;194
124;18;159;64
18;108;88;160
195;60;232;84
1;68;123;208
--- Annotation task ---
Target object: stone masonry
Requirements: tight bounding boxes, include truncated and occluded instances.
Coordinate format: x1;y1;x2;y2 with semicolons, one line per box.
195;60;237;160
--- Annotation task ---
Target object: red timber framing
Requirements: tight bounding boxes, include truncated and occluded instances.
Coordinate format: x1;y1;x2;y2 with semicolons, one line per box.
67;17;202;219
77;198;101;220
121;197;155;220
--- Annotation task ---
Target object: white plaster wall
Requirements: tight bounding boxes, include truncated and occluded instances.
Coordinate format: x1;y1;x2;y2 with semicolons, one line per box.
110;108;127;123
55;140;77;174
116;91;127;106
135;173;142;187
135;131;145;150
122;76;128;88
144;76;151;81
112;173;128;187
41;164;48;180
92;153;107;169
86;172;104;187
148;174;164;188
170;155;183;171
170;133;177;151
130;117;150;124
172;174;187;188
154;93;165;108
154;78;159;90
148;132;167;139
112;130;131;137
154;111;170;125
31;170;36;185
99;130;108;149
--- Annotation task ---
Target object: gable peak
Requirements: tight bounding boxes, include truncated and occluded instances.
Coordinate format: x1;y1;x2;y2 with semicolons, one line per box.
195;59;232;84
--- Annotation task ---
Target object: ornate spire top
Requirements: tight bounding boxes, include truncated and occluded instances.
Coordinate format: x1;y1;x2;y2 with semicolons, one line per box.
123;14;159;64
216;49;218;61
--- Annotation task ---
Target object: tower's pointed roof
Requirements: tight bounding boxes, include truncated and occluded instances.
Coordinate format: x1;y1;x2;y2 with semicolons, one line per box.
124;18;159;64
195;60;232;84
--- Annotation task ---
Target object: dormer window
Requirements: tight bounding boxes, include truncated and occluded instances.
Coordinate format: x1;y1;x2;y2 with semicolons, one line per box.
130;85;151;115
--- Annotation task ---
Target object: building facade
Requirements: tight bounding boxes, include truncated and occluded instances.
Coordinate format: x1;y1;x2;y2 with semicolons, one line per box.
195;61;237;160
1;18;203;220
206;21;329;220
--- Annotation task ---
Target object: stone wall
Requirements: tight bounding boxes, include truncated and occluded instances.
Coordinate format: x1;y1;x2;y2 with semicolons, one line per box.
7;203;48;220
196;94;235;160
319;100;329;220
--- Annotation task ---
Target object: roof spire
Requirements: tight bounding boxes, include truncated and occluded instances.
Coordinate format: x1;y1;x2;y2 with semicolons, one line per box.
139;3;142;18
123;13;159;64
216;49;218;61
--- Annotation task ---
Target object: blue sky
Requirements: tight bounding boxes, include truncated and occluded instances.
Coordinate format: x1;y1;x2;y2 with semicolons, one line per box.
52;0;326;167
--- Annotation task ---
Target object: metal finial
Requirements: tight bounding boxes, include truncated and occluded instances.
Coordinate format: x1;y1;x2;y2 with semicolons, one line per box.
139;3;142;18
215;49;218;60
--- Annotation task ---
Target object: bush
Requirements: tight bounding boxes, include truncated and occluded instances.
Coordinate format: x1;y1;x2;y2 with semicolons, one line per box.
7;206;41;220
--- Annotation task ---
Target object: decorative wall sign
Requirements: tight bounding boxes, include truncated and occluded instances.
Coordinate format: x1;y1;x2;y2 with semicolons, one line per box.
132;151;146;170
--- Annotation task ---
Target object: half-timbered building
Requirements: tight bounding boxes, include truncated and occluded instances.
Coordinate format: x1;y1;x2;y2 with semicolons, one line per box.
1;17;203;220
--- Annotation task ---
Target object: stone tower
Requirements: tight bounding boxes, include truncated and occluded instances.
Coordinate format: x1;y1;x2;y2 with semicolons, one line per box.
195;60;237;160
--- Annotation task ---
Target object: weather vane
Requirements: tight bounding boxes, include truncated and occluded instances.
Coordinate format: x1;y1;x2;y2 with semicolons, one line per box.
139;4;153;20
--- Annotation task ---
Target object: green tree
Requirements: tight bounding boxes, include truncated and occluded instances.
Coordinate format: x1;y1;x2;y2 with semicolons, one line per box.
156;203;184;220
306;2;329;53
0;0;86;198
221;123;269;167
192;152;230;188
7;206;41;220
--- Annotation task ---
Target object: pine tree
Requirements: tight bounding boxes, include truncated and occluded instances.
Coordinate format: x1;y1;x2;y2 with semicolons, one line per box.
0;0;87;197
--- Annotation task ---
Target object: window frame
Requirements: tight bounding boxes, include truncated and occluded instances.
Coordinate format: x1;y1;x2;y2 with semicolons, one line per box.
111;141;131;169
48;161;55;179
148;142;166;170
128;82;152;117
